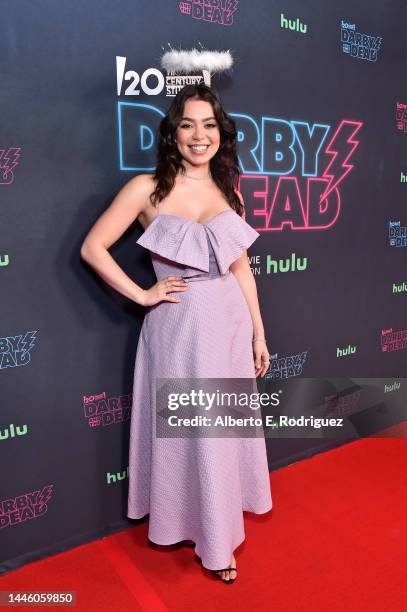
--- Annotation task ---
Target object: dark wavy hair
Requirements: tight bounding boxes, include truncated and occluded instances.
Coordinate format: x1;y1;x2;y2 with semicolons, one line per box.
149;83;243;216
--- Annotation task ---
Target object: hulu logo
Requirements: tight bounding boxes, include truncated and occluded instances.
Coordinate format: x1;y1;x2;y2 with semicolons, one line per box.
336;345;356;357
401;172;407;182
106;466;129;484
0;423;28;440
384;381;400;393
280;13;307;34
266;253;307;274
393;282;407;293
0;255;9;267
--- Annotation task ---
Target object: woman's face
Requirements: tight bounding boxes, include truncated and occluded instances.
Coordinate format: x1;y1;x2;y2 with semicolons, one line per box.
175;99;221;169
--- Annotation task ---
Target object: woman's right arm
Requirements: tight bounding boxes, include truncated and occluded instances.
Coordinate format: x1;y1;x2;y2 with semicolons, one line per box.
80;174;188;307
80;174;153;306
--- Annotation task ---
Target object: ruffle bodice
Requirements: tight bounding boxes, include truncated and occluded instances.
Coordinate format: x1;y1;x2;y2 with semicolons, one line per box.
136;209;260;280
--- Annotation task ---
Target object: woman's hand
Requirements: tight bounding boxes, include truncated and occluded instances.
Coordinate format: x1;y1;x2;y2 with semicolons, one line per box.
140;275;188;307
253;339;270;378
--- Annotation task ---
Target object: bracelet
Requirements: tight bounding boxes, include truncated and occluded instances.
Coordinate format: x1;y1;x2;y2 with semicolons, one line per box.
252;337;267;343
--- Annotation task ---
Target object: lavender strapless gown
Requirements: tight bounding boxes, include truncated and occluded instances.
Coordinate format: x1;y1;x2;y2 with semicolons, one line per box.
127;209;272;571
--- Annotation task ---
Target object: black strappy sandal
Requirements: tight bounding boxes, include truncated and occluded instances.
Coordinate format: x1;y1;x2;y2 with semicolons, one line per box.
213;565;238;584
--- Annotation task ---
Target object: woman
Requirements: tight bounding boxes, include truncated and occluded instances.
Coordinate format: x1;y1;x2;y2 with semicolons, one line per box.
80;83;272;584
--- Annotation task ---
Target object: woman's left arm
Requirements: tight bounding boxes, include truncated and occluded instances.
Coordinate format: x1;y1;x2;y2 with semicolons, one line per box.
229;191;270;377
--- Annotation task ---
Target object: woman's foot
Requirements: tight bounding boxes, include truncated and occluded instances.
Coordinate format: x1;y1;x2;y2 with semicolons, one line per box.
215;553;237;583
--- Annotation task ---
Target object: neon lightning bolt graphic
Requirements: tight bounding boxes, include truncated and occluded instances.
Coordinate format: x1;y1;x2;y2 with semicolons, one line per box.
319;120;362;204
225;0;239;14
37;485;54;506
20;331;38;353
0;147;21;184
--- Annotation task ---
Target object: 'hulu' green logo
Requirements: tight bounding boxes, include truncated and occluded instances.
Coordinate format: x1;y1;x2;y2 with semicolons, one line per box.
106;466;129;484
0;423;28;440
384;381;400;393
266;253;307;274
336;345;357;357
400;172;407;182
393;282;407;293
0;255;9;267
280;13;307;33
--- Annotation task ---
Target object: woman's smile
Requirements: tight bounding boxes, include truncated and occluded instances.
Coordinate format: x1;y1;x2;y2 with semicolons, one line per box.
188;144;210;154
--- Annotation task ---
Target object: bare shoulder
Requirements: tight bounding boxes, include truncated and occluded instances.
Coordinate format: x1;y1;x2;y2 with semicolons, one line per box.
122;172;155;199
81;174;156;252
112;173;156;219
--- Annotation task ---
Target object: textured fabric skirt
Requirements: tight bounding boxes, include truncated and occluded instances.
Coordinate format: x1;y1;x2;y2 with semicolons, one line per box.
127;270;272;571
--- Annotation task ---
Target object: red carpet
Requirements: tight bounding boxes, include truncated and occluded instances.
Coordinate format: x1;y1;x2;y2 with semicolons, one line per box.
1;438;406;611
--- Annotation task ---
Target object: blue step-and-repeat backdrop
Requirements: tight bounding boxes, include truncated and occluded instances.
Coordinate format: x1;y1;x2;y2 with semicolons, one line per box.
1;0;406;573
